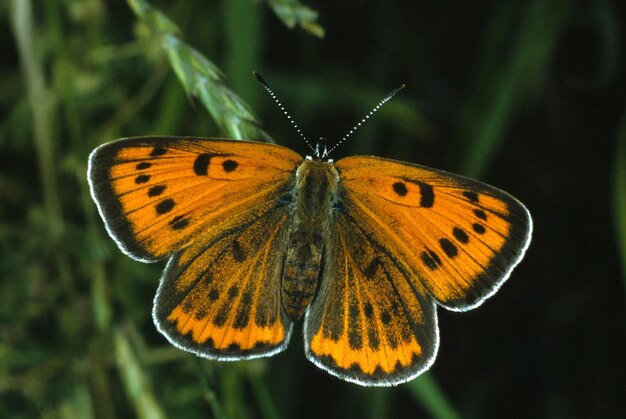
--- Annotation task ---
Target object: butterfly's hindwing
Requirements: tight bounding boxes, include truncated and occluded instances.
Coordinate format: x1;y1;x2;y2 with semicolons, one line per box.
153;193;295;359
305;209;438;386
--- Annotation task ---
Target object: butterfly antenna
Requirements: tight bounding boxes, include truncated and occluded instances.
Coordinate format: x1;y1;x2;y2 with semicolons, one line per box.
253;71;317;156
325;84;406;157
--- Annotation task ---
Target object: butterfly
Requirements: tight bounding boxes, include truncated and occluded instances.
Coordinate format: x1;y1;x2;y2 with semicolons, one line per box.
88;77;532;386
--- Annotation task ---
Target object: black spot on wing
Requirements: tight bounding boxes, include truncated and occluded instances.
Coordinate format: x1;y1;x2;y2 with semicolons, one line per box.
136;162;151;170
208;289;219;301
439;238;458;257
386;331;398;349
169;215;189;230
473;209;487;220
364;302;374;318
222;159;238;173
212;303;230;327
228;285;239;299
233;291;252;329
473;223;486;234
183;299;194;312
421;248;442;270
231;241;246;262
150;147;167;157
380;311;392;325
366;319;380;351
213;285;240;326
452;227;469;243
418;181;434;207
348;303;363;349
135;174;150;184
463;191;479;202
156;198;175;214
393;181;408;196
254;304;278;327
194;153;211;176
148;185;166;197
349;303;359;323
363;256;380;279
195;308;207;319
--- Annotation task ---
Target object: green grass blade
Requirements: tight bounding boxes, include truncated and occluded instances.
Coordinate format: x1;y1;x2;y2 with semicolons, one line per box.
127;0;272;142
365;388;390;419
404;373;461;419
457;0;570;179
614;112;626;292
9;0;65;253
114;328;167;419
224;0;264;110
248;368;281;419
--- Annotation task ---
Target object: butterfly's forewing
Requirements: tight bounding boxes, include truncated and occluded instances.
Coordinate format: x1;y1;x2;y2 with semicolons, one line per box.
88;137;301;261
88;137;303;357
333;156;532;311
304;209;438;386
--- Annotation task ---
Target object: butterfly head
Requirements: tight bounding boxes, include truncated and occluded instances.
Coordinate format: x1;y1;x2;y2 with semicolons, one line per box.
312;137;331;161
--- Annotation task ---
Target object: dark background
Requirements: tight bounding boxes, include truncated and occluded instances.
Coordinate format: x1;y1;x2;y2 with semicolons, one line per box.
2;0;625;418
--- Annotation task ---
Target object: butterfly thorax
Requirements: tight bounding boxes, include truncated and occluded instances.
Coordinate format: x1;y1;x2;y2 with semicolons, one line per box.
282;159;339;321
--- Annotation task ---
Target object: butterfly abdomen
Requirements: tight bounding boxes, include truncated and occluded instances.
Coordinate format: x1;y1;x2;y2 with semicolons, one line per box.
282;232;323;320
281;160;339;321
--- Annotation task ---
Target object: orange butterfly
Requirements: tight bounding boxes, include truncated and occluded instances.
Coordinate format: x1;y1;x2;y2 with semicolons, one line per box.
88;77;532;386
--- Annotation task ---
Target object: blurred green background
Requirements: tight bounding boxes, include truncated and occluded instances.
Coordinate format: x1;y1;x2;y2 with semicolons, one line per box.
2;0;625;418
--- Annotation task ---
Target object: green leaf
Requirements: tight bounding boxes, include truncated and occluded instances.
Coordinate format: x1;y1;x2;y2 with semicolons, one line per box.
128;0;272;142
267;0;325;38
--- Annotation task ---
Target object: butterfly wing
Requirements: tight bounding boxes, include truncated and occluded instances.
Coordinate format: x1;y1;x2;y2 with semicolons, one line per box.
333;156;532;311
304;210;438;386
88;137;301;261
88;136;303;358
154;201;294;358
304;155;531;385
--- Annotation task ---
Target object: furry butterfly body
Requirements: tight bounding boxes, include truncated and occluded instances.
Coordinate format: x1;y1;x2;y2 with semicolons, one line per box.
88;136;532;386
